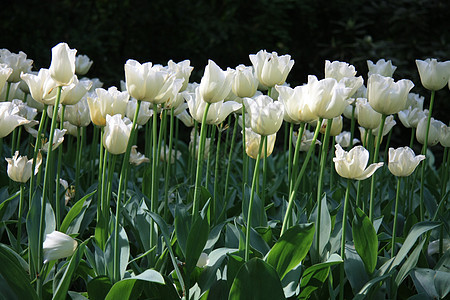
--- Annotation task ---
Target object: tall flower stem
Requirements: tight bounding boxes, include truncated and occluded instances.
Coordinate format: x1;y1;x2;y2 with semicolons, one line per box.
192;102;211;221
222;115;238;219
391;177;401;258
76;127;83;201
205;125;215;189
16;184;25;251
419;90;436;222
55;104;66;230
245;135;266;261
262;134;268;214
315;118;333;259
213;125;223;222
113;100;141;282
36;85;62;298
4;82;11;101
242;106;248;192
164;108;175;221
369;113;387;222
281;119;322;235
287;123;294;191
150;103;159;254
339;178;351;300
290;123;305;194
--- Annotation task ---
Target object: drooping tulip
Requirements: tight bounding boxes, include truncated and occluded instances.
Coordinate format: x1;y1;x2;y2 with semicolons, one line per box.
43;231;78;263
388;147;425;177
5;151;42;183
42;129;67;152
130;145;150;166
333;144;384;180
416;58;450;91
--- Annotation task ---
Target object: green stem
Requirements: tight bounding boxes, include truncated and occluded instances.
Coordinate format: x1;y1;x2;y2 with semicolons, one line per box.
76;126;83;201
330;138;336;191
392;177;401;258
150;103;159;256
4;81;11;101
281;119;322;235
192;102;212;221
37;86;62;298
16;184;25;251
287;123;294;191
15;126;23;153
29;106;47;206
205;125;215;190
213;125;223;222
55;105;66;230
11;127;17;156
369;113;387;222
221;115;238;219
245;135;266;261
262;133;268;215
290;123;306;194
339;179;351;300
164;108;175;221
242;106;248;193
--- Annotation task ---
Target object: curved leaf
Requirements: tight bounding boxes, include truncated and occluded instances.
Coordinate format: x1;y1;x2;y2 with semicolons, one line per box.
352;207;378;274
105;270;165;300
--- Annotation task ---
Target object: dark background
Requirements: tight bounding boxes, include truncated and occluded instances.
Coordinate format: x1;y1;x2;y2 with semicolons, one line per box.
1;0;449;158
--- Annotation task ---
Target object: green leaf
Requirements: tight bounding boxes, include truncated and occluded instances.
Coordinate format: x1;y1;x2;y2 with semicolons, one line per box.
0;244;38;300
298;253;343;299
105;270;165;300
352;207;378;274
87;276;112;300
26;189;41;275
265;223;315;280
390;221;440;271
410;268;450;299
105;225;130;281
185;214;209;274
345;244;369;294
228;258;285;300
174;205;191;257
60;190;95;233
52;239;88;300
0;190;19;221
395;238;426;287
353;272;393;300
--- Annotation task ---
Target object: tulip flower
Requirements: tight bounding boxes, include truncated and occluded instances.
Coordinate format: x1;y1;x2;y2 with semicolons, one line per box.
319;115;343;136
64;97;91;127
43;231;78;263
440;125;450;148
87;87;129;126
325;60;357;81
5;151;42;183
244;128;276;159
335;131;359;148
356;98;382;129
416;58;450;91
167;59;193;92
333;144;384;180
405;93;424;111
42;129;67;152
159;145;181;164
189;132;211;160
367;59;397;77
20;68;59;105
196;252;210;268
307;75;353;119
275;84;317;123
388;147;425;177
231;64;258;98
0;49;33;83
243;95;284;136
75;54;93;76
416;117;443;146
0;64;12;93
250;50;294;88
58;77;92;105
198;60;233;103
292;129;322;152
176;108;194;127
125;98;153;126
49;42;77;86
367;74;414;115
130;145;150;165
398;107;427;129
0;102;30;138
103;114;132;155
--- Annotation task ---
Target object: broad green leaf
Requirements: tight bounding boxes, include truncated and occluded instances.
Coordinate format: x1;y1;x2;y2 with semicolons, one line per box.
185;214;209;274
410;268;450;299
0;244;38;300
352;207;378;274
226;253;245;288
87;276;112;300
0;190;19;221
390;221;440;271
395;238;426;287
60;190;95;233
228;258;285;300
52;239;88;300
345;244;369;294
105;269;165;300
298;254;343;300
265;223;315;280
353;272;393;300
311;195;331;260
174;205;191;257
242;185;267;228
105;226;130;281
26;189;41;275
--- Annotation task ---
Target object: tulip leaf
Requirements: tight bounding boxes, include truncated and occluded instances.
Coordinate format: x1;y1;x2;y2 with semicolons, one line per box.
104;269;165;300
0;243;38;300
395;237;426;288
105;225;130;281
87;276;112;300
52;239;88;300
174;205;191;257
0;189;19;221
228;258;286;300
185;214;209;274
60;190;96;234
352;207;378;274
26;189;42;275
265;223;315;280
410;268;450;299
298;253;343;299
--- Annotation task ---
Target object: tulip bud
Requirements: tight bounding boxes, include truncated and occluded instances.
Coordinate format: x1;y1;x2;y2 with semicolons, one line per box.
440;125;450;148
49;43;77;86
416;58;450;91
388;147;425;177
231;65;258;98
335;131;359;148
199;60;233;103
244;128;276;159
276;84;317;123
43;231;78;263
356;98;382;129
75;54;93;76
367;59;397;77
103;114;132;155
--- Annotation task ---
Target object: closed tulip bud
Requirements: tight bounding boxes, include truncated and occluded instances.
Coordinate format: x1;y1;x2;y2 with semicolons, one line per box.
276;84;317;123
325;60;357;81
231;65;258;98
0;64;13;93
49;43;77;86
243;95;284;136
367;59;397;77
0;102;30;138
199;60;232;103
440;125;450;148
103;114;132;155
333;144;384;180
388;147;425;177
307;75;353;119
367;74;414;115
244;128;276;159
416;117;443;146
416;59;450;91
356;98;382;129
75;54;93;76
5;151;42;183
319;116;343;136
250;50;294;87
0;50;33;83
43;231;78;263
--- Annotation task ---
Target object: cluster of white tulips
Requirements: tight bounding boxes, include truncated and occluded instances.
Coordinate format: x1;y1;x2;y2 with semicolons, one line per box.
1;42;449;299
